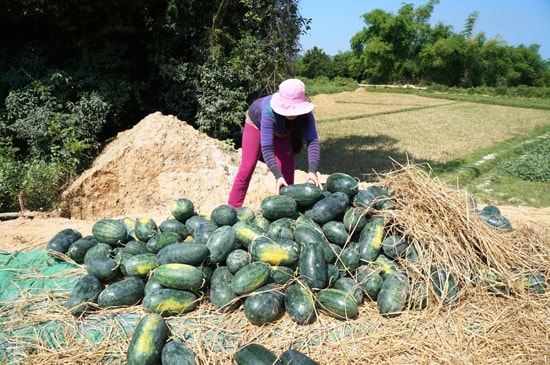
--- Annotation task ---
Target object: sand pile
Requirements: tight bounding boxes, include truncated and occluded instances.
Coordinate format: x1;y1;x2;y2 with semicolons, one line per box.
61;112;279;220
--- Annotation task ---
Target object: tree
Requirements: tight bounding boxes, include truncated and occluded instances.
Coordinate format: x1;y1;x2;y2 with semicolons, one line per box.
324;1;549;88
507;44;548;87
295;47;334;79
350;0;440;84
332;52;354;79
0;0;309;212
418;34;465;86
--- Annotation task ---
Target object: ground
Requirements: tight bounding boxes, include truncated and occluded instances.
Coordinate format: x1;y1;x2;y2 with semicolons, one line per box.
1;111;549;253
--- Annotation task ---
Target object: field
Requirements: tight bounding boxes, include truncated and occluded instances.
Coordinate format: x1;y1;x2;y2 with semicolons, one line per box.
309;89;550;191
0;90;549;364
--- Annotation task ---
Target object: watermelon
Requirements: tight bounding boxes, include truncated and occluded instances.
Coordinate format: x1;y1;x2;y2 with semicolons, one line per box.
211;204;239;226
66;274;102;316
206;225;237;264
134;216;158;242
231;262;270;295
326;172;359;196
284;283;316;325
92;218;128;246
209;266;241;312
66;235;98;264
152;263;205;291
234;343;279;365
279;183;324;210
127;313;169;365
46;228;83;254
249;236;301;266
260;195;298;221
97;276;145;308
86;256;119;282
171;198;195;222
142;288;198;316
315;288;358;320
244;283;284;325
377;271;409;317
161;340;197;365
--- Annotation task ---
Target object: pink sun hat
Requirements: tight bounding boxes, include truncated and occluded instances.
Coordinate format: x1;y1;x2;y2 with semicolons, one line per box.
270;78;315;116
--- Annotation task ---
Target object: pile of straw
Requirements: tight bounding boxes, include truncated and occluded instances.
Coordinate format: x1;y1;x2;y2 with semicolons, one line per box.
1;164;549;364
377;164;549;303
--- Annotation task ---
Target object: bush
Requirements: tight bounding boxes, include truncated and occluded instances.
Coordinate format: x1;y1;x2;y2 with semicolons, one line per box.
0;141;22;211
0;144;69;212
500;138;550;182
19;160;68;211
301;77;357;96
1;80;109;213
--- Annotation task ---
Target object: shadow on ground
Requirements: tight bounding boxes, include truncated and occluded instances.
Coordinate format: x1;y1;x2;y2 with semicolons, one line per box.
297;134;436;182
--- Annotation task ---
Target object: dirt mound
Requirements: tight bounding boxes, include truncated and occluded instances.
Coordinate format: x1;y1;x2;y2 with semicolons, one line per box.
60;112;276;221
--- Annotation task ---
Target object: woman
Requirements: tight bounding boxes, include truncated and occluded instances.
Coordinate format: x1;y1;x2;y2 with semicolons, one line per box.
228;78;322;209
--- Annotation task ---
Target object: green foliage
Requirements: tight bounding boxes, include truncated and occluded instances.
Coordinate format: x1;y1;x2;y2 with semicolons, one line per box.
194;55;250;141
301;1;550;88
0;139;21;211
4;81;109;167
1;73;109;212
20;159;69;211
0;137;68;212
432;125;550;207
300;77;357;96
419;85;550;110
0;0;308;213
295;47;334;79
500;138;550;182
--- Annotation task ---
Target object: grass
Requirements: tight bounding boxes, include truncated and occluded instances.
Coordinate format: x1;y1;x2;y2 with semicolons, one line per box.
436;131;550;207
297;87;550;208
363;84;550;110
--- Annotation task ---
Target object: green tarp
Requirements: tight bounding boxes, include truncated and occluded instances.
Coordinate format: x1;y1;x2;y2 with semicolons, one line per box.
0;249;139;363
0;248;77;302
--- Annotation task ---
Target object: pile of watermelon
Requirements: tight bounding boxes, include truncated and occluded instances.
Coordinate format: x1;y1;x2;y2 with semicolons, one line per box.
47;171;546;323
45;171;547;363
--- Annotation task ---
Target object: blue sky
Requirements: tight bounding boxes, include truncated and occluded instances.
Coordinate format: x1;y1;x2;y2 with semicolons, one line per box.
298;0;550;60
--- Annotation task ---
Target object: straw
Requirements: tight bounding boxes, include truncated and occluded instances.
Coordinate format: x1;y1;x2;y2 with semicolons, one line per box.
1;164;549;364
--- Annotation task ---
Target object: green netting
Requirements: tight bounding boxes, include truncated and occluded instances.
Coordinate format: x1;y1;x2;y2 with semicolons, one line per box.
0;249;243;363
0;249;139;363
0;249;78;302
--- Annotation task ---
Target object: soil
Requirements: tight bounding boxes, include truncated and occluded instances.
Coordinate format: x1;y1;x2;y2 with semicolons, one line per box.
1;111;549;253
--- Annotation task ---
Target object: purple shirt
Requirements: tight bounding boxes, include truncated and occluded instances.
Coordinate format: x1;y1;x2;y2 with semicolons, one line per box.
248;95;320;179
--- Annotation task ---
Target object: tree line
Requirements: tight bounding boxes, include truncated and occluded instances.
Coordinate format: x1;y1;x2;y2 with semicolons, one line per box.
295;1;550;88
0;0;548;213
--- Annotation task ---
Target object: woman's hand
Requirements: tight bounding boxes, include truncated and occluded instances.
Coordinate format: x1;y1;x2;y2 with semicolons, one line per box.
276;177;288;192
306;172;322;189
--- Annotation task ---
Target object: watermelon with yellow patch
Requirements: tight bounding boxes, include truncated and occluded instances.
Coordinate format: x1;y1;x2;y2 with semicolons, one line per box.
249;236;301;266
134;216;158;242
127;313;169;365
142;288;198;316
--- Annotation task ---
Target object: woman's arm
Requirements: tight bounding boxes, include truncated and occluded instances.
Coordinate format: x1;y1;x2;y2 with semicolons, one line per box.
260;109;283;180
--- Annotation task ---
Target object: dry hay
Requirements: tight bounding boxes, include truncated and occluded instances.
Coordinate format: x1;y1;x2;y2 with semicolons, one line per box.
2;165;550;364
375;164;549;301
